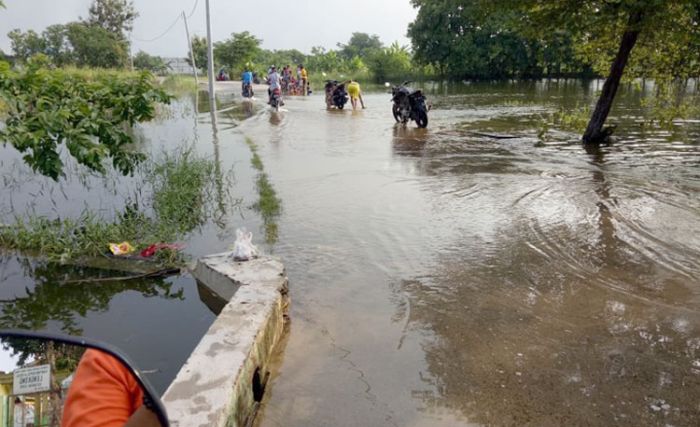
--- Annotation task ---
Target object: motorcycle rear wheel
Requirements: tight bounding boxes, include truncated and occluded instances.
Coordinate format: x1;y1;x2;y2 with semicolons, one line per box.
392;104;401;123
416;110;428;128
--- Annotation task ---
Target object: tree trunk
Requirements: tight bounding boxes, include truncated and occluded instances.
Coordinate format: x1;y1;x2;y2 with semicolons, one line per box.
582;11;643;144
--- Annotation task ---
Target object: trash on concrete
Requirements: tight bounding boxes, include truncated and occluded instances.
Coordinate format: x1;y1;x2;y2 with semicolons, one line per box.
232;228;258;261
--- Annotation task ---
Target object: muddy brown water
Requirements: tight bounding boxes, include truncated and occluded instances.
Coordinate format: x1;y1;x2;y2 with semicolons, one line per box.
1;80;699;424
238;81;700;426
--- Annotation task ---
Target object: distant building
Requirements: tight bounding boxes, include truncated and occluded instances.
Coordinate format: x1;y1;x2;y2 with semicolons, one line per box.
164;57;197;75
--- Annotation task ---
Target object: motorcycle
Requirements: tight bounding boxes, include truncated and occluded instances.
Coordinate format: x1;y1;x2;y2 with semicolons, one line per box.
325;80;348;109
0;329;168;426
388;81;429;128
269;87;282;112
242;82;254;99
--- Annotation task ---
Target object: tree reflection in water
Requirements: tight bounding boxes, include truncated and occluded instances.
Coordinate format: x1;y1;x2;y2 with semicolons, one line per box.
0;256;184;335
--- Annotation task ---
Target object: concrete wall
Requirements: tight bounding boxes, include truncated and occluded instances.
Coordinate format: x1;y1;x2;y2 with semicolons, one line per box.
162;254;289;427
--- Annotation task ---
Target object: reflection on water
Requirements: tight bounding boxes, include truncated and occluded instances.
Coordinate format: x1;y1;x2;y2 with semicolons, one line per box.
0;94;267;395
0;255;215;394
247;80;699;426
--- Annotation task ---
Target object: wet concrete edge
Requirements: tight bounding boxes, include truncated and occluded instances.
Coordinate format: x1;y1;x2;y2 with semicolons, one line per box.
162;253;289;427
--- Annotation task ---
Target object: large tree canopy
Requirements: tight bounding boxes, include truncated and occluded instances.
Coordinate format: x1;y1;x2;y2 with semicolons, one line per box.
408;0;586;79
492;0;700;142
337;32;384;60
214;31;262;73
86;0;138;40
409;0;700;142
8;23;128;68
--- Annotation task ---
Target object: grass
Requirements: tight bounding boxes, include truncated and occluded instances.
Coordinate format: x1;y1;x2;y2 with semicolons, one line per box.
149;149;214;235
244;137;282;243
159;74;198;95
0;148;221;266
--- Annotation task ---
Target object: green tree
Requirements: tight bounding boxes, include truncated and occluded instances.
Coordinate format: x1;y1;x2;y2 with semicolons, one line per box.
490;0;700;142
408;0;580;79
255;49;306;70
43;24;73;67
365;43;412;82
0;59;169;179
214;31;261;73
66;22;129;68
186;35;208;72
8;29;46;62
305;46;344;73
133;50;169;74
337;32;384;60
86;0;139;40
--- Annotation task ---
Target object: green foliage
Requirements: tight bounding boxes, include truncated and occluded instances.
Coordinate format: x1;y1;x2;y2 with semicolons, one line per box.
149;149;215;235
68;22;129;68
337;32;383;59
408;0;588;79
0;60;170;180
214;31;262;73
133;50;170;74
365;42;413;82
641;80;700;128
86;0;138;40
245;137;281;244
187;35;208;72
0;148;223;264
8;23;129;68
8;29;46;60
159;74;197;94
488;0;700;82
254;48;306;72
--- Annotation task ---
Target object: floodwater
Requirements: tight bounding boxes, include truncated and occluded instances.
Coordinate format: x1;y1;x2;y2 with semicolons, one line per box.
0;95;265;393
1;80;699;424
238;81;700;426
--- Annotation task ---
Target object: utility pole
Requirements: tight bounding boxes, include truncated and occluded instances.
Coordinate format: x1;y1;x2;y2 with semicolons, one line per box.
205;0;216;113
129;32;134;71
182;11;199;87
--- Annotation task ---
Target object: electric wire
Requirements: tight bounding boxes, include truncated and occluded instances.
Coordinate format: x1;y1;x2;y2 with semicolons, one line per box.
131;0;200;43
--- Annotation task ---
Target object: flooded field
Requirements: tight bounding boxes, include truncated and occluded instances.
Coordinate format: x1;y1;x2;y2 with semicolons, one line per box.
240;81;700;426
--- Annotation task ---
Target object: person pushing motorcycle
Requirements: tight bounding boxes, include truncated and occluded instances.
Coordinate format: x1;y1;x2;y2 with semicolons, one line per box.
346;80;366;110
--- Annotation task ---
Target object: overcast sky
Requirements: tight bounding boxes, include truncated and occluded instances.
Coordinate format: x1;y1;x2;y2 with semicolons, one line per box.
0;0;418;57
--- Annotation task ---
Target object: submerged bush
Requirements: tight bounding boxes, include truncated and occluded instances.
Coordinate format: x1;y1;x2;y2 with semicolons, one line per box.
0;148;227;265
0;57;170;180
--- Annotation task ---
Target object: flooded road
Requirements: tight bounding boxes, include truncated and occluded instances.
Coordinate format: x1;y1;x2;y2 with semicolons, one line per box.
240;81;700;426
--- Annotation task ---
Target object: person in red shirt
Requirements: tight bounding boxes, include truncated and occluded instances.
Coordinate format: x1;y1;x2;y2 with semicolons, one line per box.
62;349;161;427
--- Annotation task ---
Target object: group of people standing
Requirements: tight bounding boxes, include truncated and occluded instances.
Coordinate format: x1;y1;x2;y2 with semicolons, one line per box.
242;63;366;111
280;64;309;96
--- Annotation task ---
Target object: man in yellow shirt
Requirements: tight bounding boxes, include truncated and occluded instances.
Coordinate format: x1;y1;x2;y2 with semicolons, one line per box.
300;65;308;95
346;80;366;110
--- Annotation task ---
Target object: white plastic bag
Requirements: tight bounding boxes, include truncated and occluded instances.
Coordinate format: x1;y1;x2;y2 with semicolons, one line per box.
232;228;258;261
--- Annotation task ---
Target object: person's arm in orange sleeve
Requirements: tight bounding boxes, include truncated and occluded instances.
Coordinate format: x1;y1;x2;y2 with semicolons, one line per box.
62;348;159;427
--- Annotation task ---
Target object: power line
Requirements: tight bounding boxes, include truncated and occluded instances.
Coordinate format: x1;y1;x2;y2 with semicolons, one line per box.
132;0;200;43
186;0;200;18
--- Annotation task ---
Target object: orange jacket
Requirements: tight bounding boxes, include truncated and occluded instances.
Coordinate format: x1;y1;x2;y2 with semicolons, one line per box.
62;349;144;427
